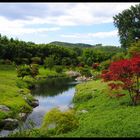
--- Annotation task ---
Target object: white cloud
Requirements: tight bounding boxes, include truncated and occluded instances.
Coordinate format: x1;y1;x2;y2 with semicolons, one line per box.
28;3;137;26
20;3;138;26
61;30;118;39
0;3;138;27
88;30;118;38
0;16;60;36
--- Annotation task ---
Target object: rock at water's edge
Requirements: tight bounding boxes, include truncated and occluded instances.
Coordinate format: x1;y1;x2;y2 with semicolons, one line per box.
0;118;18;130
0;105;10;112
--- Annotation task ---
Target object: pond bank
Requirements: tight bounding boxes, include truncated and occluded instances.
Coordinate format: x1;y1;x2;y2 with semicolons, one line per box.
0;65;38;132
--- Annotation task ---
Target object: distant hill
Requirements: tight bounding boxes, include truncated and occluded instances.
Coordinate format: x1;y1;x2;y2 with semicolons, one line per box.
49;41;95;48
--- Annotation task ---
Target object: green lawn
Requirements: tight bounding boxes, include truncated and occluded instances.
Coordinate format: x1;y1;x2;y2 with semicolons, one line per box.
0;65;32;122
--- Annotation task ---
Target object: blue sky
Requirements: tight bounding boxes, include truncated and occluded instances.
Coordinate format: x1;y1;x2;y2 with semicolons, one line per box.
0;3;138;46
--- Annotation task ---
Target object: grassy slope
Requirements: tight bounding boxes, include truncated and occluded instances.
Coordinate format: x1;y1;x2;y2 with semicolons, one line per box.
57;80;140;137
0;65;32;122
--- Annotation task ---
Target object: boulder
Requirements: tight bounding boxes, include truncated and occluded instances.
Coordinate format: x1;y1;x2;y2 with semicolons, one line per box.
0;105;10;112
18;89;24;93
81;109;88;113
77;109;88;114
0;118;18;130
18;113;28;121
75;76;93;82
30;99;39;108
65;71;81;77
23;96;39;108
26;99;39;108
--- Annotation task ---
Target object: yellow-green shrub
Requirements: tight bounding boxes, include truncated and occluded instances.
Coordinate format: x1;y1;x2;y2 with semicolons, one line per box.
41;108;79;135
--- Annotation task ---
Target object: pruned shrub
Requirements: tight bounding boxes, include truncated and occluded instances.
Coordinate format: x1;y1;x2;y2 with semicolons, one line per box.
41;108;79;135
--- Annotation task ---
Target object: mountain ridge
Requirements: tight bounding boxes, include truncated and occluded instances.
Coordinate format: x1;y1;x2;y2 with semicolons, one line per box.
49;41;98;48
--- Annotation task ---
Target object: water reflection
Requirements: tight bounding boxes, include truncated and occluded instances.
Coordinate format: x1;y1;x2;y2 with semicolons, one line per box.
24;77;78;128
32;77;76;97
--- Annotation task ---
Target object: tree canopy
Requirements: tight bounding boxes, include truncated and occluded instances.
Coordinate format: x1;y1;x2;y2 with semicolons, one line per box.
113;4;140;49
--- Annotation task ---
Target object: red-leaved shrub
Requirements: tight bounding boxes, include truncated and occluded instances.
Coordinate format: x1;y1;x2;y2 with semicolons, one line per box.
101;55;140;105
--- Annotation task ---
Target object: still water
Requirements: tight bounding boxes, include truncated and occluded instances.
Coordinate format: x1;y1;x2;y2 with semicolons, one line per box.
0;77;79;137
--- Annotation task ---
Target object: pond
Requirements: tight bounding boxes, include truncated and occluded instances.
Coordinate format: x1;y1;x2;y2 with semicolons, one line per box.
0;77;80;137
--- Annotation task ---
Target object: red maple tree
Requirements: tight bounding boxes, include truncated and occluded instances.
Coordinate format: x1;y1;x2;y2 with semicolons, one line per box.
101;55;140;105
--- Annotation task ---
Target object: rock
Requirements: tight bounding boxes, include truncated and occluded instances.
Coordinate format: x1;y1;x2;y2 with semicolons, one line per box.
75;76;93;82
18;113;28;121
78;109;88;114
65;71;81;77
0;118;18;130
30;100;39;108
81;110;88;113
0;105;10;112
19;89;24;93
27;99;39;108
23;96;39;108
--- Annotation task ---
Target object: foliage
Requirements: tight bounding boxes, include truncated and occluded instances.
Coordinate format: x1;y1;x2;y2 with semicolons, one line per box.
17;65;31;79
78;67;92;77
113;4;140;49
61;57;71;66
14;58;30;65
100;59;111;70
41;108;79;135
92;63;100;71
44;56;55;70
31;57;41;64
101;56;140;105
0;34;122;67
128;40;140;56
30;64;39;79
111;52;126;62
81;47;123;66
53;65;64;73
17;64;39;79
91;70;101;80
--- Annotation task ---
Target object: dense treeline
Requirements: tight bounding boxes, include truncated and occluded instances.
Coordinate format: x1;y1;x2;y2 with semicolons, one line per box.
0;34;123;67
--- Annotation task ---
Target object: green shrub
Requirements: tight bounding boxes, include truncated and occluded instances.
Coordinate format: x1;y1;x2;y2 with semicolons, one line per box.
41;108;79;135
17;65;31;79
16;79;29;88
100;59;111;70
30;64;39;78
14;58;29;65
128;40;140;56
91;70;101;80
31;57;41;64
44;57;55;69
111;52;125;62
53;65;63;73
78;67;92;77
